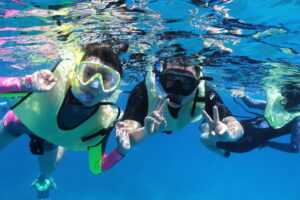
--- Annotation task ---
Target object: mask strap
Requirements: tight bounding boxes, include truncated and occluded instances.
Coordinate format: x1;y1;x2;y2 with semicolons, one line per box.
153;57;163;75
199;76;213;81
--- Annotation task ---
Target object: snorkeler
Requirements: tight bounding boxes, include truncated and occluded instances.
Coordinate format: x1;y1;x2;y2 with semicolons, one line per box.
117;55;243;151
200;84;300;157
0;41;131;199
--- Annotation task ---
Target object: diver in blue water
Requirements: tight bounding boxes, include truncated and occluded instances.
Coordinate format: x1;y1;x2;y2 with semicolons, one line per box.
0;41;131;199
117;55;244;150
200;83;300;157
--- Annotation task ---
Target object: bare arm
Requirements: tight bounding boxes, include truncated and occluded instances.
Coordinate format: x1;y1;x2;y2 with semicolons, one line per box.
120;99;169;145
0;70;57;93
200;132;228;157
199;107;243;157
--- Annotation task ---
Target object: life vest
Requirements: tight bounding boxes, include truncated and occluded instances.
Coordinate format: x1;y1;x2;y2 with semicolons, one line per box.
145;70;206;132
264;87;300;129
12;49;119;151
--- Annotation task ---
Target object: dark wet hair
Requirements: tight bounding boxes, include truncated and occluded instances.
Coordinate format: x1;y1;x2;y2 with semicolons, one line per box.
161;54;201;77
82;41;128;76
281;83;300;109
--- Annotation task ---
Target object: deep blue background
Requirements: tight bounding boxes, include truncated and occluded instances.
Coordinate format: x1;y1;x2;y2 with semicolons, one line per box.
1;0;300;199
1;89;300;200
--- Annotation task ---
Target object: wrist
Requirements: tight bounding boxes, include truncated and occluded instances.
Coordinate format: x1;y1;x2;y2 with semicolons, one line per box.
265;141;272;147
20;75;32;92
224;151;230;158
115;148;126;158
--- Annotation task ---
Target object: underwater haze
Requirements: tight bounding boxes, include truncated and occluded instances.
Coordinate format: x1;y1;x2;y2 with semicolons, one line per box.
0;0;300;199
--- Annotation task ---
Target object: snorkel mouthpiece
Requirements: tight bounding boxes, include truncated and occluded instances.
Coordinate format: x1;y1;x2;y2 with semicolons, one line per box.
167;94;182;105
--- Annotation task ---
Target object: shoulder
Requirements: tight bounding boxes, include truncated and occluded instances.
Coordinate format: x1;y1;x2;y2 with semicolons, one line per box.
128;81;148;100
205;84;221;103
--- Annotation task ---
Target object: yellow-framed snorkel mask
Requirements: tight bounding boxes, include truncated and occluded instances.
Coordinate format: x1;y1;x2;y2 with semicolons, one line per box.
75;61;121;93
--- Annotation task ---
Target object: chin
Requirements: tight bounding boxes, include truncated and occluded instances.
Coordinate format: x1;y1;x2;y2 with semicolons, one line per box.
81;97;103;107
82;101;97;107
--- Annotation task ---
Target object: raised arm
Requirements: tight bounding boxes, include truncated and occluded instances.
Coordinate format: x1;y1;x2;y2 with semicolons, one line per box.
232;90;266;110
204;86;243;140
241;95;266;110
88;125;131;174
199;86;244;157
120;81;168;145
0;77;26;93
0;70;57;93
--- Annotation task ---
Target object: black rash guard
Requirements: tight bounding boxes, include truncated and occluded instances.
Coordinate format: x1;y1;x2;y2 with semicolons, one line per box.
217;96;300;153
122;80;232;133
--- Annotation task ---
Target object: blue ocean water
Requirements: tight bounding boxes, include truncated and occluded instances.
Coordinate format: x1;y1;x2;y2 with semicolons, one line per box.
0;0;300;199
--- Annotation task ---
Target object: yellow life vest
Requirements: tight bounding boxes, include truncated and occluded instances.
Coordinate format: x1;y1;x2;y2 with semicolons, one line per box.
12;51;118;151
264;87;300;129
145;70;206;132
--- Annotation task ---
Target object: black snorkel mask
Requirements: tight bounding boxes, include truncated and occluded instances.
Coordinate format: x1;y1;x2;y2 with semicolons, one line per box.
153;61;213;97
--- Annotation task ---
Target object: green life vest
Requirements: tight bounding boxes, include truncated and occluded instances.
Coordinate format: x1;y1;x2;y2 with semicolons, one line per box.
145;70;206;132
264;87;300;129
12;53;118;151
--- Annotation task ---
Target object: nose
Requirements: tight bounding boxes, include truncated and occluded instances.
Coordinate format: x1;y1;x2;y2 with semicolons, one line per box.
89;79;101;89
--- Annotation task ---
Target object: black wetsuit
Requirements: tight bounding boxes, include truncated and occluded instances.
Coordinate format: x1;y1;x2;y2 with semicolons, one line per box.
217;96;300;153
122;81;232;133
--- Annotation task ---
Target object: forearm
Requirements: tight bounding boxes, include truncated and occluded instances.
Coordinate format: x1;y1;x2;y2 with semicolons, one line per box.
268;142;299;153
222;116;244;142
101;148;125;172
129;127;150;145
200;132;229;157
269;118;300;153
241;95;266;110
0;76;32;93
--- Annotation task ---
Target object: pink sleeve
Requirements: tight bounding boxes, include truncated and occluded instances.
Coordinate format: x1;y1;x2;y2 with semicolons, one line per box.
0;77;23;93
4;110;21;126
101;148;125;172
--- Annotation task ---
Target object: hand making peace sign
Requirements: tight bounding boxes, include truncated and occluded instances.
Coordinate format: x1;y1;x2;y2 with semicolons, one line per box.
144;97;169;134
202;106;229;139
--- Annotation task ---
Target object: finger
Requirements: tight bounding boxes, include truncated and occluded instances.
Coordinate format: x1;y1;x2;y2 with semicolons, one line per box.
157;98;169;114
116;128;121;138
145;115;156;125
152;120;161;133
144;116;156;130
199;123;209;133
117;128;126;141
116;122;125;129
202;110;214;125
45;81;57;90
123;133;130;149
48;75;55;82
213;106;220;123
151;111;165;123
151;95;161;111
40;70;48;78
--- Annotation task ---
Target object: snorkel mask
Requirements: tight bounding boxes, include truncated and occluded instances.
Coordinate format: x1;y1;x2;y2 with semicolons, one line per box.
70;60;121;106
76;60;121;93
153;60;213;106
159;68;200;96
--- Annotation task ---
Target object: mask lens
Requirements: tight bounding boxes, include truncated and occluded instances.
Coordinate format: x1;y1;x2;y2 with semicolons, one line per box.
160;72;197;96
76;61;120;92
